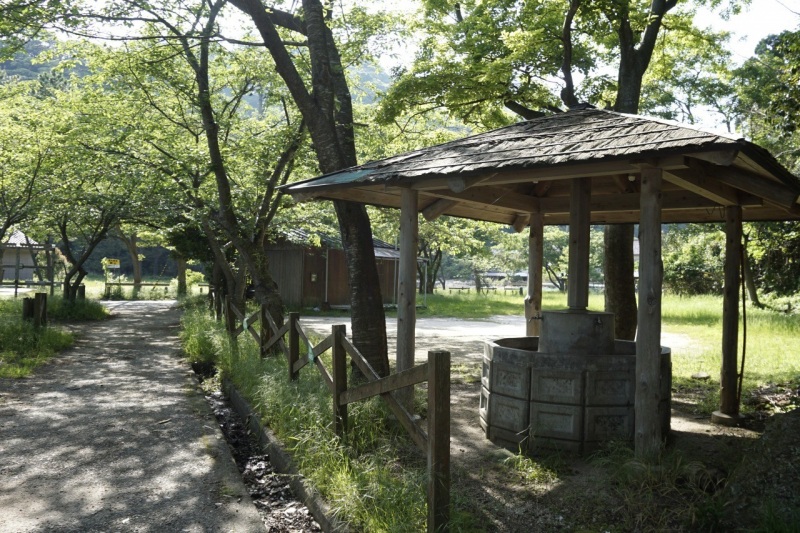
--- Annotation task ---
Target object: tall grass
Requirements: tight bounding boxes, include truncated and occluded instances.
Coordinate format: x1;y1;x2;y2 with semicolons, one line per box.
179;299;434;531
0;297;74;378
0;294;108;378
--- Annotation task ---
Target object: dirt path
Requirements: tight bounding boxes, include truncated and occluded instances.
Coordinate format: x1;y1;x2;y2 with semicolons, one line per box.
0;301;264;533
300;314;692;364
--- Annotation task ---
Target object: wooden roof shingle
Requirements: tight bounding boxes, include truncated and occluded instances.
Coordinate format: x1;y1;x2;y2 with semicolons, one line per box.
284;109;800;226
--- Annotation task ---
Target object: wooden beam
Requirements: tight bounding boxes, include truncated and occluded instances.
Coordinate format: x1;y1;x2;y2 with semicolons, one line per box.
422;198;458;221
511;214;530;233
567;178;591;311
396;188;419;412
636;166;664;460
717;205;743;422
426;186;539;212
664;168;742;206
693;161;800;209
525;212;544;336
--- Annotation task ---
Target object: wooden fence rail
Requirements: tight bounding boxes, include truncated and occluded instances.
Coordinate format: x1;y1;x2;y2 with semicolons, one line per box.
222;299;451;532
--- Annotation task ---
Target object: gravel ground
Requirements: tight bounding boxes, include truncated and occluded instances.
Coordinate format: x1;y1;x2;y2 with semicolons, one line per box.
0;300;265;533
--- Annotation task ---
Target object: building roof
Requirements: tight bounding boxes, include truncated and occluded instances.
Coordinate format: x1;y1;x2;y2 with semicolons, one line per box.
277;229;401;260
283;109;800;226
2;230;42;248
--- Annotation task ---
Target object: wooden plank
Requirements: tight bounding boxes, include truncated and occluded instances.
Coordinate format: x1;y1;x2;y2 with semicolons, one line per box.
567;177;591;310
635;167;664;460
396;188;419;412
427;350;450;533
720;205;742;416
525;212;543;337
342;336;383;380
263;308;288;355
332;325;348;438
341;336;429;450
315;357;333;390
340;364;430;405
312;335;334;358
262;322;290;353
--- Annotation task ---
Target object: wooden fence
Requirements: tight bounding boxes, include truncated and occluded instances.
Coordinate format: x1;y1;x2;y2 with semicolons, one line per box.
223;295;451;532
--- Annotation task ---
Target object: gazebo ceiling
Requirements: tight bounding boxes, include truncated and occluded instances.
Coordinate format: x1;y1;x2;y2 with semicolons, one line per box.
283;109;800;227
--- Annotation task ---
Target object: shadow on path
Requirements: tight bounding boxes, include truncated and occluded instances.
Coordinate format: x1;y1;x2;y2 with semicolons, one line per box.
0;301;264;533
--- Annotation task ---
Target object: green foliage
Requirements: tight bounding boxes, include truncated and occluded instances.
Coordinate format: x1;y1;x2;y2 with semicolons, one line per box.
746;222;800;296
380;0;733;126
662;225;725;295
0;298;73;378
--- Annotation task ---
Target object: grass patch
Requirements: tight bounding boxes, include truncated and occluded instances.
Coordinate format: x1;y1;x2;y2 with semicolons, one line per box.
178;298;446;531
662;293;800;417
48;295;109;321
0;315;73;378
0;294;106;378
591;442;725;531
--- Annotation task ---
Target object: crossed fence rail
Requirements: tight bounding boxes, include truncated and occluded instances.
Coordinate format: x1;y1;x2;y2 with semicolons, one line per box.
221;294;451;532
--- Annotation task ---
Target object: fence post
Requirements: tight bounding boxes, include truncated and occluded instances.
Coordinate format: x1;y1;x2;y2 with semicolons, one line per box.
288;312;299;381
34;293;47;328
427;350;450;533
259;304;269;358
22;297;33;321
332;325;348;439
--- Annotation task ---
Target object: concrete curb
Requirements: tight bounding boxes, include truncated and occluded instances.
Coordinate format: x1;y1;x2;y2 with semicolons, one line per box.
223;379;349;533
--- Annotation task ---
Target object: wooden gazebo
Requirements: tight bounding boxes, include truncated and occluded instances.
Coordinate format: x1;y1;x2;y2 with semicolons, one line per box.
284;108;800;455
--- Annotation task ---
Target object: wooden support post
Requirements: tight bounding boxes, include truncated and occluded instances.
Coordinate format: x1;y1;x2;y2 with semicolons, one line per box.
77;285;85;300
427;350;450;533
397;188;419;411
525;211;544;337
332;325;348;439
714;205;743;425
34;293;47;328
567;178;591;311
636;167;664;460
288;312;300;381
22;297;33;321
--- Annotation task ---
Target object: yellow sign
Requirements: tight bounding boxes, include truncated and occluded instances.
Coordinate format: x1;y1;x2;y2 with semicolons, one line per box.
106;259;120;269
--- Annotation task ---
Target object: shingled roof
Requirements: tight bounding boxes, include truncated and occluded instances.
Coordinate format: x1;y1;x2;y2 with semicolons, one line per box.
284;108;800;226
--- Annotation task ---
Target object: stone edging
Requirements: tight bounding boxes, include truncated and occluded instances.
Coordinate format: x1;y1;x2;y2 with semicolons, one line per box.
222;378;349;533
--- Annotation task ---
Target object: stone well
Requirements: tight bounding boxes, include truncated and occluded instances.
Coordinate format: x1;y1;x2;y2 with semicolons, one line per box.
479;310;671;454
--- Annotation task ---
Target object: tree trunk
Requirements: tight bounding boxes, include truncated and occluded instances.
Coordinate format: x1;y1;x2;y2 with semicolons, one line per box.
334;200;390;377
118;230;142;295
228;0;390;377
176;255;187;297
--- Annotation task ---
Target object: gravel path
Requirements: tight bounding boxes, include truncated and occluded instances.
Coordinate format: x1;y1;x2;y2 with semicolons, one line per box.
0;300;264;533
